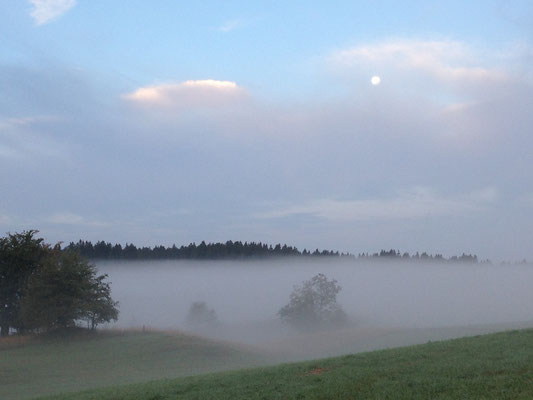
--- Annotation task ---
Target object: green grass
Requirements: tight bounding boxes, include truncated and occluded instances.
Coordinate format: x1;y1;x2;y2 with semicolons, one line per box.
0;329;268;400
38;329;533;400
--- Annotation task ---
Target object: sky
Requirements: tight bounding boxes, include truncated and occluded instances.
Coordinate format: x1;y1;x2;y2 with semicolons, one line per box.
1;0;532;261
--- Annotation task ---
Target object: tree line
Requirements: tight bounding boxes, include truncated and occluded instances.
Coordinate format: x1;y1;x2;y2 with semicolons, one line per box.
0;231;118;336
358;249;480;263
65;240;480;263
65;240;351;260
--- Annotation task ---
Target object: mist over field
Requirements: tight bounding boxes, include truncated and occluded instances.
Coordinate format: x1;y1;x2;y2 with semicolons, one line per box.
98;259;533;357
4;2;533;399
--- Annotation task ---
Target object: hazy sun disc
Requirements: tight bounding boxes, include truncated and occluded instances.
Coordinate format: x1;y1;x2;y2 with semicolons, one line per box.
371;76;381;85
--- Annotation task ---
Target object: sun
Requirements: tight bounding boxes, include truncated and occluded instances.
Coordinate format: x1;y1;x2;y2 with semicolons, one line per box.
371;76;381;85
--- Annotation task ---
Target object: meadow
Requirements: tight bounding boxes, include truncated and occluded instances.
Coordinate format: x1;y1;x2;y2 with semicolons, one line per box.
0;329;269;400
35;328;533;400
4;258;533;399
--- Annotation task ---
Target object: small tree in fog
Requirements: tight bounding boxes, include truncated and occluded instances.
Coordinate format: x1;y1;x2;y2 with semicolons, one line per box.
278;273;346;331
186;301;217;327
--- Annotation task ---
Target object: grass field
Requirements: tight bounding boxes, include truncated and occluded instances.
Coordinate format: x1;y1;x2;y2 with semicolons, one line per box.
0;329;269;400
37;328;533;400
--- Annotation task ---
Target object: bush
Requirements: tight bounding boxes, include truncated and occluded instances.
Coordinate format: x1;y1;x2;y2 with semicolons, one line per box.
186;301;217;328
278;273;347;331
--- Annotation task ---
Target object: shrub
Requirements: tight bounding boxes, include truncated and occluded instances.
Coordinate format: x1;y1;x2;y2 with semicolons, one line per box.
186;301;217;328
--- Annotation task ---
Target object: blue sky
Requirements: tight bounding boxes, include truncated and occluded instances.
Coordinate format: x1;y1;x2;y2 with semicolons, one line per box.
1;0;533;260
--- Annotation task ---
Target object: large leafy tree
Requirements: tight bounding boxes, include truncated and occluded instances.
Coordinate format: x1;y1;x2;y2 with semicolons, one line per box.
20;248;119;331
0;230;48;336
278;273;347;331
1;230;118;335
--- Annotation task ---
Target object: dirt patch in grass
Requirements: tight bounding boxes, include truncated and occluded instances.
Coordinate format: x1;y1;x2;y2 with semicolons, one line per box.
305;367;329;375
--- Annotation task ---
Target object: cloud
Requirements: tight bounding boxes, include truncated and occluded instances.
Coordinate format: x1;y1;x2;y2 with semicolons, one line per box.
46;212;84;225
2;49;532;259
330;39;507;84
29;0;76;25
46;212;110;227
322;38;533;149
123;79;246;108
0;116;58;130
519;193;533;207
0;116;37;130
258;187;498;222
218;19;245;33
0;115;67;160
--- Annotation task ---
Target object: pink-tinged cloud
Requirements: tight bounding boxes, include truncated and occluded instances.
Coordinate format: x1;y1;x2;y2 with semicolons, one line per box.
123;79;246;108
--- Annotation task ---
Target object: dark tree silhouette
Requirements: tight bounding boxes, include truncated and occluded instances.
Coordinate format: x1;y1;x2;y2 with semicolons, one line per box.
65;240;348;260
1;231;118;335
0;231;48;336
20;248;118;332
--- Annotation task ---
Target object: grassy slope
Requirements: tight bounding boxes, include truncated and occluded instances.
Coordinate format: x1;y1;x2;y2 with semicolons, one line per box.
41;329;533;400
0;330;268;400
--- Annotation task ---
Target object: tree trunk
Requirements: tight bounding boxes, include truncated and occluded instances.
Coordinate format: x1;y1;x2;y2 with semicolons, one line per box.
0;323;9;337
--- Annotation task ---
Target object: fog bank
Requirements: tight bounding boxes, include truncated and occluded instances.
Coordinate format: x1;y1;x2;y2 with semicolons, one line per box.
97;259;533;355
